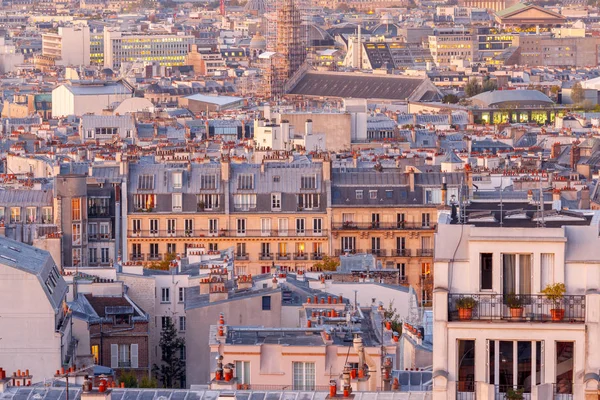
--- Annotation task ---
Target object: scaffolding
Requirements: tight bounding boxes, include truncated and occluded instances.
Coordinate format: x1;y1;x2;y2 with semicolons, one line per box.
276;0;306;79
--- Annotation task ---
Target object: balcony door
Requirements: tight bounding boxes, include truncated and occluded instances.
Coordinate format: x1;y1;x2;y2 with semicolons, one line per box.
501;254;532;295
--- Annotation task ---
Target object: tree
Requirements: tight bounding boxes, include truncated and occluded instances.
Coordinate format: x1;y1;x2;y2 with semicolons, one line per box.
571;82;585;104
148;252;176;271
464;78;482;97
153;318;186;388
482;78;497;92
140;376;159;388
313;255;340;271
119;370;138;388
442;94;459;104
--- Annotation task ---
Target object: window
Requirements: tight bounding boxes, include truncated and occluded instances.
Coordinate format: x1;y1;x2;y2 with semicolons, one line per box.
237;174;254;189
397;213;405;227
150;243;159;258
488;340;543;395
72;198;81;220
180;345;186;362
300;175;316;189
89;223;98;239
99;223;109;239
480;253;493;290
209;243;218;251
101;248;109;264
261;218;271;235
150;219;158;235
42;207;52;224
167;219;176;235
185;219;193;236
386;190;393;199
72;223;81;245
26;207;36;224
273;176;280;183
296;218;305;234
201;220;215;236
278;218;288;236
541;253;555;289
132;219;141;235
235;361;250;384
292;362;315;390
457;340;475;393
89;248;98;264
556;342;573;395
173;171;182;189
371;237;381;252
397;237;406;251
341;237;356;252
313;218;322;234
236;219;246;235
262;295;271;310
134;194;155;210
132;243;141;259
261;242;271;256
91;345;99;364
398;263;406;281
179;316;186;331
200;174;217;189
10;207;20;223
233;194;256;210
298;193;319;210
425;188;441;204
236;243;246;257
355;190;363;200
172;193;182;212
118;344;131;368
371;213;380;228
167;243;176;255
271;193;281;210
161;316;171;329
369;190;377;199
421;213;431;227
198;194;219;210
502;254;532;294
138;174;155;190
179;287;185;302
161;288;170;303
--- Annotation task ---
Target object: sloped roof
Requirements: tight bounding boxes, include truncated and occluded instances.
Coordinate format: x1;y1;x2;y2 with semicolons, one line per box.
469;90;553;107
496;2;566;21
289;71;432;101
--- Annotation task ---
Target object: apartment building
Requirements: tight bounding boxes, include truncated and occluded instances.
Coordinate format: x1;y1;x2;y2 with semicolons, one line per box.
331;168;463;303
80;115;136;144
42;25;91;66
126;157;330;276
432;218;600;400
428;28;475;66
510;34;600;68
103;30;195;70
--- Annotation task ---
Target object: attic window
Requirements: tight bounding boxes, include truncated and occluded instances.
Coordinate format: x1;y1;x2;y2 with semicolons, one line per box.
138;174;155;190
301;175;317;189
273;176;280;183
201;175;217;190
237;174;254;190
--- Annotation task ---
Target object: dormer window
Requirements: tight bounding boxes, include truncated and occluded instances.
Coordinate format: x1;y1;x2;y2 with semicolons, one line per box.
237;174;254;190
138;174;155;190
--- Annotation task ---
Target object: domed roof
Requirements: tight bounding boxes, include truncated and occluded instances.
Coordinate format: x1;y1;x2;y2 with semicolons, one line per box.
371;13;401;37
249;32;267;50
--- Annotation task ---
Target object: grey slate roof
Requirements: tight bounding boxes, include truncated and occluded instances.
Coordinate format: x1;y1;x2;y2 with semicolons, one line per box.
0;236;67;311
289;71;428;101
0;189;53;206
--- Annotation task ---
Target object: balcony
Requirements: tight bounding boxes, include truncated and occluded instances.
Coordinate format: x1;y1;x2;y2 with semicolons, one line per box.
448;294;585;323
369;249;386;257
311;252;324;260
235;253;249;260
417;249;434;257
259;253;273;260
147;253;163;262
394;249;412;257
129;253;145;261
127;229;328;239
334;249;364;256
294;253;308;260
276;253;291;261
332;222;437;231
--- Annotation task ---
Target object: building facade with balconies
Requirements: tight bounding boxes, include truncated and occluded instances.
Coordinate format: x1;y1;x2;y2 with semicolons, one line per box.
126;157;330;276
432;221;600;400
331;168;464;304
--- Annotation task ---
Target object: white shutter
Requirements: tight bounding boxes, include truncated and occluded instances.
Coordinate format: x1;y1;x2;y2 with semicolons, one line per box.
131;344;139;369
111;344;118;368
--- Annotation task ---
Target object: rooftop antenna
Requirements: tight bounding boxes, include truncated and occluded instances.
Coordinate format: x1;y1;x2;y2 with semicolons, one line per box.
538;154;545;228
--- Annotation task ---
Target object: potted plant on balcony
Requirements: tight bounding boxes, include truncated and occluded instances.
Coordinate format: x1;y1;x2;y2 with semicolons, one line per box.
197;201;205;211
455;296;478;320
506;292;524;319
505;388;524;400
541;282;566;321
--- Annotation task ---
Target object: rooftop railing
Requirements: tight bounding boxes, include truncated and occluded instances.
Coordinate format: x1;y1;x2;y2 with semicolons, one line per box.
332;222;437;231
448;294;585;323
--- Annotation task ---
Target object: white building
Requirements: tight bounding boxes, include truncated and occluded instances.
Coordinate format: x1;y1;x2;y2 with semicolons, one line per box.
103;30;195;70
52;81;133;117
80;114;136;143
42;25;91;66
0;37;24;74
432;221;600;400
0;237;74;382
